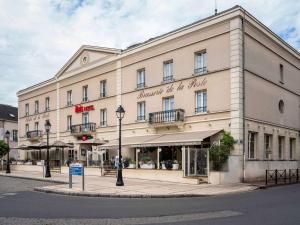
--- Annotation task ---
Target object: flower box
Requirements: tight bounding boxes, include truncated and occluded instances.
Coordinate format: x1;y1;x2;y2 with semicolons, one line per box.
172;163;179;170
140;163;155;169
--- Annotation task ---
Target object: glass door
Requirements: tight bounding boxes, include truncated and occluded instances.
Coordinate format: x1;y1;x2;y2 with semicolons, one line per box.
82;112;89;131
163;97;174;122
185;147;208;176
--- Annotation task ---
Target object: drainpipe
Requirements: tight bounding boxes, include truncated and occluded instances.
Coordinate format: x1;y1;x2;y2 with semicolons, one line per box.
241;10;246;183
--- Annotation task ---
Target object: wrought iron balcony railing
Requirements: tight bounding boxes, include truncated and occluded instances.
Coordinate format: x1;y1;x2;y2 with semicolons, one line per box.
194;67;207;75
149;109;185;124
26;130;43;140
70;123;96;135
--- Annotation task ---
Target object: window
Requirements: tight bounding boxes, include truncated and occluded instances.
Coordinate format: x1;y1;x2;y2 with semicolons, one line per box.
100;80;107;98
137;102;146;121
163;97;175;122
279;100;284;113
100;109;107;127
67;115;72;131
12;130;18;142
195;51;207;75
25;124;29;133
82;86;88;102
289;138;295;160
25;103;29;116
137;69;146;88
195;90;207;113
279;64;284;83
278;136;284;159
264;134;272;159
163;60;173;82
45;97;50;111
34;122;39;131
248;132;257;159
67;90;72;106
34;101;39;114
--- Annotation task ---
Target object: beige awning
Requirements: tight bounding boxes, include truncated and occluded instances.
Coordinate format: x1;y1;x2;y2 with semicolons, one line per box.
76;138;107;145
101;130;221;149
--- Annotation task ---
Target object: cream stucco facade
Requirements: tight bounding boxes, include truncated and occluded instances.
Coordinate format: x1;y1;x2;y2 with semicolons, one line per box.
17;6;300;184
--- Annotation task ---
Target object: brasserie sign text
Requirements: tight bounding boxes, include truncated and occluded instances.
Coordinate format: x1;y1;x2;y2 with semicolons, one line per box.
137;77;207;99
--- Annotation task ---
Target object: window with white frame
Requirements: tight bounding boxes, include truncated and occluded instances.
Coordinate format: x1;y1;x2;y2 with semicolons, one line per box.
195;90;207;113
82;86;88;102
137;101;146;121
163;96;175;122
195;51;207;75
67;90;72;106
45;97;50;111
289;138;295;160
278;136;285;159
100;80;107;98
12;130;18;142
34;101;39;114
264;134;272;159
248;132;257;159
100;109;107;127
67;115;72;131
163;60;173;82
82;112;89;124
137;69;146;88
34;122;39;131
25;103;29;116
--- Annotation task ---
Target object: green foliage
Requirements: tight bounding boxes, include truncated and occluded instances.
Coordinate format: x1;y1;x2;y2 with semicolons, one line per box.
209;132;235;171
0;140;9;159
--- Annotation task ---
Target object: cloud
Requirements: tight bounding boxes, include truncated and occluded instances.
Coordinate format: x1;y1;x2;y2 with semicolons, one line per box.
0;0;299;106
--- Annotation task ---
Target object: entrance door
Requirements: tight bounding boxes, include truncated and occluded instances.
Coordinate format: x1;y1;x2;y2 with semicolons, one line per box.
163;97;174;122
185;147;208;176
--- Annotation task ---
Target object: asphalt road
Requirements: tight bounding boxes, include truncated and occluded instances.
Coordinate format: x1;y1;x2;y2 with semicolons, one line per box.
0;176;299;225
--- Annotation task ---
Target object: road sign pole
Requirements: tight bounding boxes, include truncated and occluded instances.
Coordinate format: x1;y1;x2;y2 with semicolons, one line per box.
69;166;72;189
82;165;85;191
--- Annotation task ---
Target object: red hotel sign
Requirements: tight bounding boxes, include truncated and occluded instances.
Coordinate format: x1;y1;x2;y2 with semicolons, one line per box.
75;104;95;113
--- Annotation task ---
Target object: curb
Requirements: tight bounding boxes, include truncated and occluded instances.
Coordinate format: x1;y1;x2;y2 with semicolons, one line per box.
0;174;68;184
33;187;209;198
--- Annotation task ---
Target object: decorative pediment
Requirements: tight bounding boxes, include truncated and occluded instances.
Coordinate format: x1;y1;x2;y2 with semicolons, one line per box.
56;45;120;79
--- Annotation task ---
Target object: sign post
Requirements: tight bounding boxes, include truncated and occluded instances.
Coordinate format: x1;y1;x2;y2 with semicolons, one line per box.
69;163;85;191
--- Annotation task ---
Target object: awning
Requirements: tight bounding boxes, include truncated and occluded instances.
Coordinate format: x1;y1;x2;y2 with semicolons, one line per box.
76;138;107;145
101;130;221;149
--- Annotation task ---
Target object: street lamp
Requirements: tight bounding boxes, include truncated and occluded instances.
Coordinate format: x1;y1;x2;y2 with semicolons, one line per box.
44;120;51;178
116;105;125;186
5;131;10;174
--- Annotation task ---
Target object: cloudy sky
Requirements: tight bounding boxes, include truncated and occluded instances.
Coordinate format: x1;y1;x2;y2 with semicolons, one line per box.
0;0;299;106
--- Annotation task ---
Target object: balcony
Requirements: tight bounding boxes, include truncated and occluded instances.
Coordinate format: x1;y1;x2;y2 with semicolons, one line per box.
26;130;43;141
70;123;96;136
149;109;185;126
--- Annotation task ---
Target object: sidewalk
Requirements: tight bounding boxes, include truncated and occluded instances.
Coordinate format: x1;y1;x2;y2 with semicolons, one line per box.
0;171;258;198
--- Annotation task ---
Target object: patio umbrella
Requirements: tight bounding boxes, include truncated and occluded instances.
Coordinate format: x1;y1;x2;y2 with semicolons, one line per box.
50;141;73;148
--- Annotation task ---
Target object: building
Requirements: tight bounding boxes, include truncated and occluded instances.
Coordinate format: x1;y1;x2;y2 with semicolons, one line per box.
0;104;18;160
17;5;300;184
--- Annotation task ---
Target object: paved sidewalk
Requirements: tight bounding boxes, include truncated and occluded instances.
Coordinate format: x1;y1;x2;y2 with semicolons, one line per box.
0;171;258;198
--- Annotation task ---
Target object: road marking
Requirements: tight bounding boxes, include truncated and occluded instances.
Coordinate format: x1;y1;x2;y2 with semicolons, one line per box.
0;210;242;225
2;193;17;196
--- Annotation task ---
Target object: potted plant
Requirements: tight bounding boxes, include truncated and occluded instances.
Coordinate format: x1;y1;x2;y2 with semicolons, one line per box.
123;158;130;168
164;160;173;170
139;156;155;169
172;160;179;170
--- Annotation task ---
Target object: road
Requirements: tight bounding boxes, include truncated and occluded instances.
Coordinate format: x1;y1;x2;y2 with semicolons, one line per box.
0;176;299;225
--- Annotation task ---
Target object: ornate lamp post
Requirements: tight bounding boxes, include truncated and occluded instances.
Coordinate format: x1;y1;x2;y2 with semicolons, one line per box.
5;131;10;174
115;105;125;186
44;120;51;178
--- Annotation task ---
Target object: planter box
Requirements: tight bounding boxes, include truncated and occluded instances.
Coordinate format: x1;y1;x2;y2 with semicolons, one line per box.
127;163;136;169
17;162;24;165
24;162;32;165
172;164;179;170
140;163;155;169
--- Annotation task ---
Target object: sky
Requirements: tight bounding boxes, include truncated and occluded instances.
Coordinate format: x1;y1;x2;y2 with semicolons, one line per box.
0;0;299;107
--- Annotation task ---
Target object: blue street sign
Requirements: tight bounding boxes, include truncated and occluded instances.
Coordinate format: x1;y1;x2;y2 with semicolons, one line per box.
70;164;83;176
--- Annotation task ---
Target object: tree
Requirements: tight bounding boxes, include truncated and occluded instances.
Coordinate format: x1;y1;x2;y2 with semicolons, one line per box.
0;140;9;159
209;132;235;171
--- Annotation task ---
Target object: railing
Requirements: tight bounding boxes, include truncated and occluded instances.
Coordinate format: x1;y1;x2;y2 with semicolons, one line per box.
137;115;146;121
265;169;299;186
137;83;145;89
195;106;207;113
149;109;185;124
163;75;174;82
70;123;96;135
194;67;207;75
26;130;43;139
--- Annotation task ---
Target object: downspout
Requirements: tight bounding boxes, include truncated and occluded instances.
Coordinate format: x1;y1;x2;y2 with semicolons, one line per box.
241;10;246;182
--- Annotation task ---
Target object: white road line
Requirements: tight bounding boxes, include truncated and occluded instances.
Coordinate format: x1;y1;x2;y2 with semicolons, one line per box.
1;193;17;196
0;210;242;225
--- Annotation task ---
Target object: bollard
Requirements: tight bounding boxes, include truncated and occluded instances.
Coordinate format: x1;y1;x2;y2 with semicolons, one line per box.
275;169;278;185
265;170;268;186
82;165;85;191
284;169;287;184
297;169;299;183
289;169;291;183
